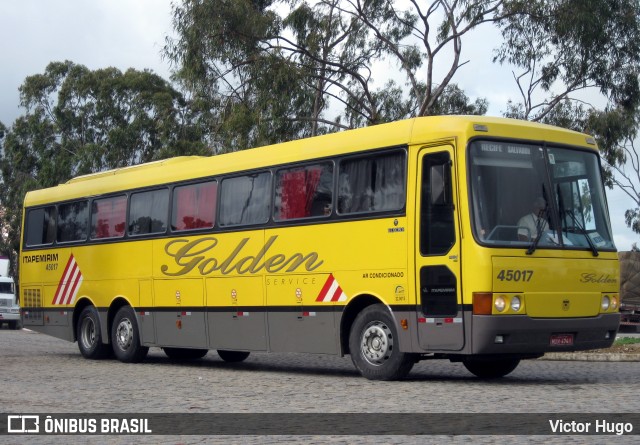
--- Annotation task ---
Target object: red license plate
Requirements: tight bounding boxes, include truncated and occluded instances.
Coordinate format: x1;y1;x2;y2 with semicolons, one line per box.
550;333;574;346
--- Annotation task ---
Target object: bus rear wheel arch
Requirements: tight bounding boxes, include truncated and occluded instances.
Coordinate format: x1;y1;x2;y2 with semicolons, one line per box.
348;303;416;380
76;305;112;359
111;305;148;363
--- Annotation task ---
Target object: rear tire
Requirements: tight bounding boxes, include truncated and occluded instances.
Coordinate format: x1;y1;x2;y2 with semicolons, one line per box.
217;350;250;362
163;347;208;360
463;358;520;379
349;304;415;380
111;306;148;363
77;306;111;359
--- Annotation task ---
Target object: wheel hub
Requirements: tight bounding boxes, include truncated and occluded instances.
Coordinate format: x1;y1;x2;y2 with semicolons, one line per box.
80;318;96;348
116;318;133;351
360;321;393;366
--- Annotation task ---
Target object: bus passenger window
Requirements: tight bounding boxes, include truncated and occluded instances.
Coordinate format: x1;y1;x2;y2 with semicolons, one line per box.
219;173;271;226
128;189;169;235
337;151;406;214
57;201;89;243
91;195;126;239
25;206;56;246
172;181;218;231
274;163;333;220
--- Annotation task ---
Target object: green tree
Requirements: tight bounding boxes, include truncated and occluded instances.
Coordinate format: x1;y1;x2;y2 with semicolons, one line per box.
164;0;500;148
0;61;209;273
165;0;316;151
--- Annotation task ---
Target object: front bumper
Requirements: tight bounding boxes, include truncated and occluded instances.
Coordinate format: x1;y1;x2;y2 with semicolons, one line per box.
471;313;620;355
0;308;21;322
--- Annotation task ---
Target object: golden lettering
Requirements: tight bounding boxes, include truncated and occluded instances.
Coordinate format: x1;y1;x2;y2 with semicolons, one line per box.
218;238;249;274
264;254;287;272
161;238;219;276
161;235;324;277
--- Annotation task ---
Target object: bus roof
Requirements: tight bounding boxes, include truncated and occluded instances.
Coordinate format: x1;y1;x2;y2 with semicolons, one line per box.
23;115;597;207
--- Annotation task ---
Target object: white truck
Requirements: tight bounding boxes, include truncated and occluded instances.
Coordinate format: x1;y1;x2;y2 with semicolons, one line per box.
0;256;20;329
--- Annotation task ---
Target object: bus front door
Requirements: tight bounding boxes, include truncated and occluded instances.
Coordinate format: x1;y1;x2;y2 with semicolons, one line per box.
415;145;464;351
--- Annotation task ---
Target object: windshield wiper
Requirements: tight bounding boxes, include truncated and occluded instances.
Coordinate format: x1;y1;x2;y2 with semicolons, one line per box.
565;210;599;257
526;210;548;255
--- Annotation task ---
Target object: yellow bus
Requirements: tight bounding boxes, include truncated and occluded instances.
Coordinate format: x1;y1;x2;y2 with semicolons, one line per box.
19;116;620;380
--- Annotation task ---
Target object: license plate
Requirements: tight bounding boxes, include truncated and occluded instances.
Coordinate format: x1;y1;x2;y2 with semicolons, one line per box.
550;333;574;346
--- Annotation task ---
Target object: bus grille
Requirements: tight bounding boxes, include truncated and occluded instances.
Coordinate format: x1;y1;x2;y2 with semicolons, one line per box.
22;288;43;325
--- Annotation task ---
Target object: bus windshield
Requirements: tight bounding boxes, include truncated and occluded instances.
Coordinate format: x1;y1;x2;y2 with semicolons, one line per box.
469;140;615;252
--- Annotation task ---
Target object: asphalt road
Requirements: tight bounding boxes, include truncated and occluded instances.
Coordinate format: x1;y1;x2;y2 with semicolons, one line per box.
1;328;639;444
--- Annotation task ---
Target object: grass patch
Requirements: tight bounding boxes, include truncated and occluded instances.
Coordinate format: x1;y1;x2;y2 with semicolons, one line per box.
614;337;640;346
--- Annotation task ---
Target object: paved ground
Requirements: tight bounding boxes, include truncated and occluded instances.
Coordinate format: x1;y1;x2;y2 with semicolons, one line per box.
1;328;639;444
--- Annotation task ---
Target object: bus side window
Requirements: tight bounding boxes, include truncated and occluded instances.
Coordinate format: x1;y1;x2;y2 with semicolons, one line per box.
129;189;169;235
274;163;333;220
171;181;218;231
25;206;56;246
421;152;455;255
337;151;406;214
91;195;127;239
57;201;89;243
219;172;271;227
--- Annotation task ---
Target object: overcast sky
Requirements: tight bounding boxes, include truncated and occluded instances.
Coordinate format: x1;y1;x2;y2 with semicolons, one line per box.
0;0;637;250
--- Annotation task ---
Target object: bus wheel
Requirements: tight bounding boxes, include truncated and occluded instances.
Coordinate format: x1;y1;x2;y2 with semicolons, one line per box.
463;358;520;379
348;304;415;380
77;306;111;359
111;306;148;363
217;350;250;362
163;347;208;360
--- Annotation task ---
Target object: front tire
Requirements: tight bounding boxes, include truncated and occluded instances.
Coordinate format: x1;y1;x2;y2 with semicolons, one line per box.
77;306;111;359
111;306;148;363
463;358;520;379
349;304;415;380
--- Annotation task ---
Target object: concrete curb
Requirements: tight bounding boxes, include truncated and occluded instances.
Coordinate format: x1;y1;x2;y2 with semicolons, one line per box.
539;353;640;362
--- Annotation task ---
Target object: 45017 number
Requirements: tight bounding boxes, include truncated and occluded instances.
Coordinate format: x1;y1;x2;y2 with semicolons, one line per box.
496;269;533;282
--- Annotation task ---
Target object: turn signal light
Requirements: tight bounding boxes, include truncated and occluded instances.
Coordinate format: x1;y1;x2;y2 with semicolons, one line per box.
473;293;493;315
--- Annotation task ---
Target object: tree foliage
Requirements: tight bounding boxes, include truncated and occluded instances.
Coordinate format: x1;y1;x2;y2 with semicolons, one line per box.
497;0;640;120
0;61;209;269
164;0;502;148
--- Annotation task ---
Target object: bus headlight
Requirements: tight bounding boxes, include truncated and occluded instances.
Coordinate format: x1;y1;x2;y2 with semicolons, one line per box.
510;296;521;312
494;296;506;312
601;295;610;311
